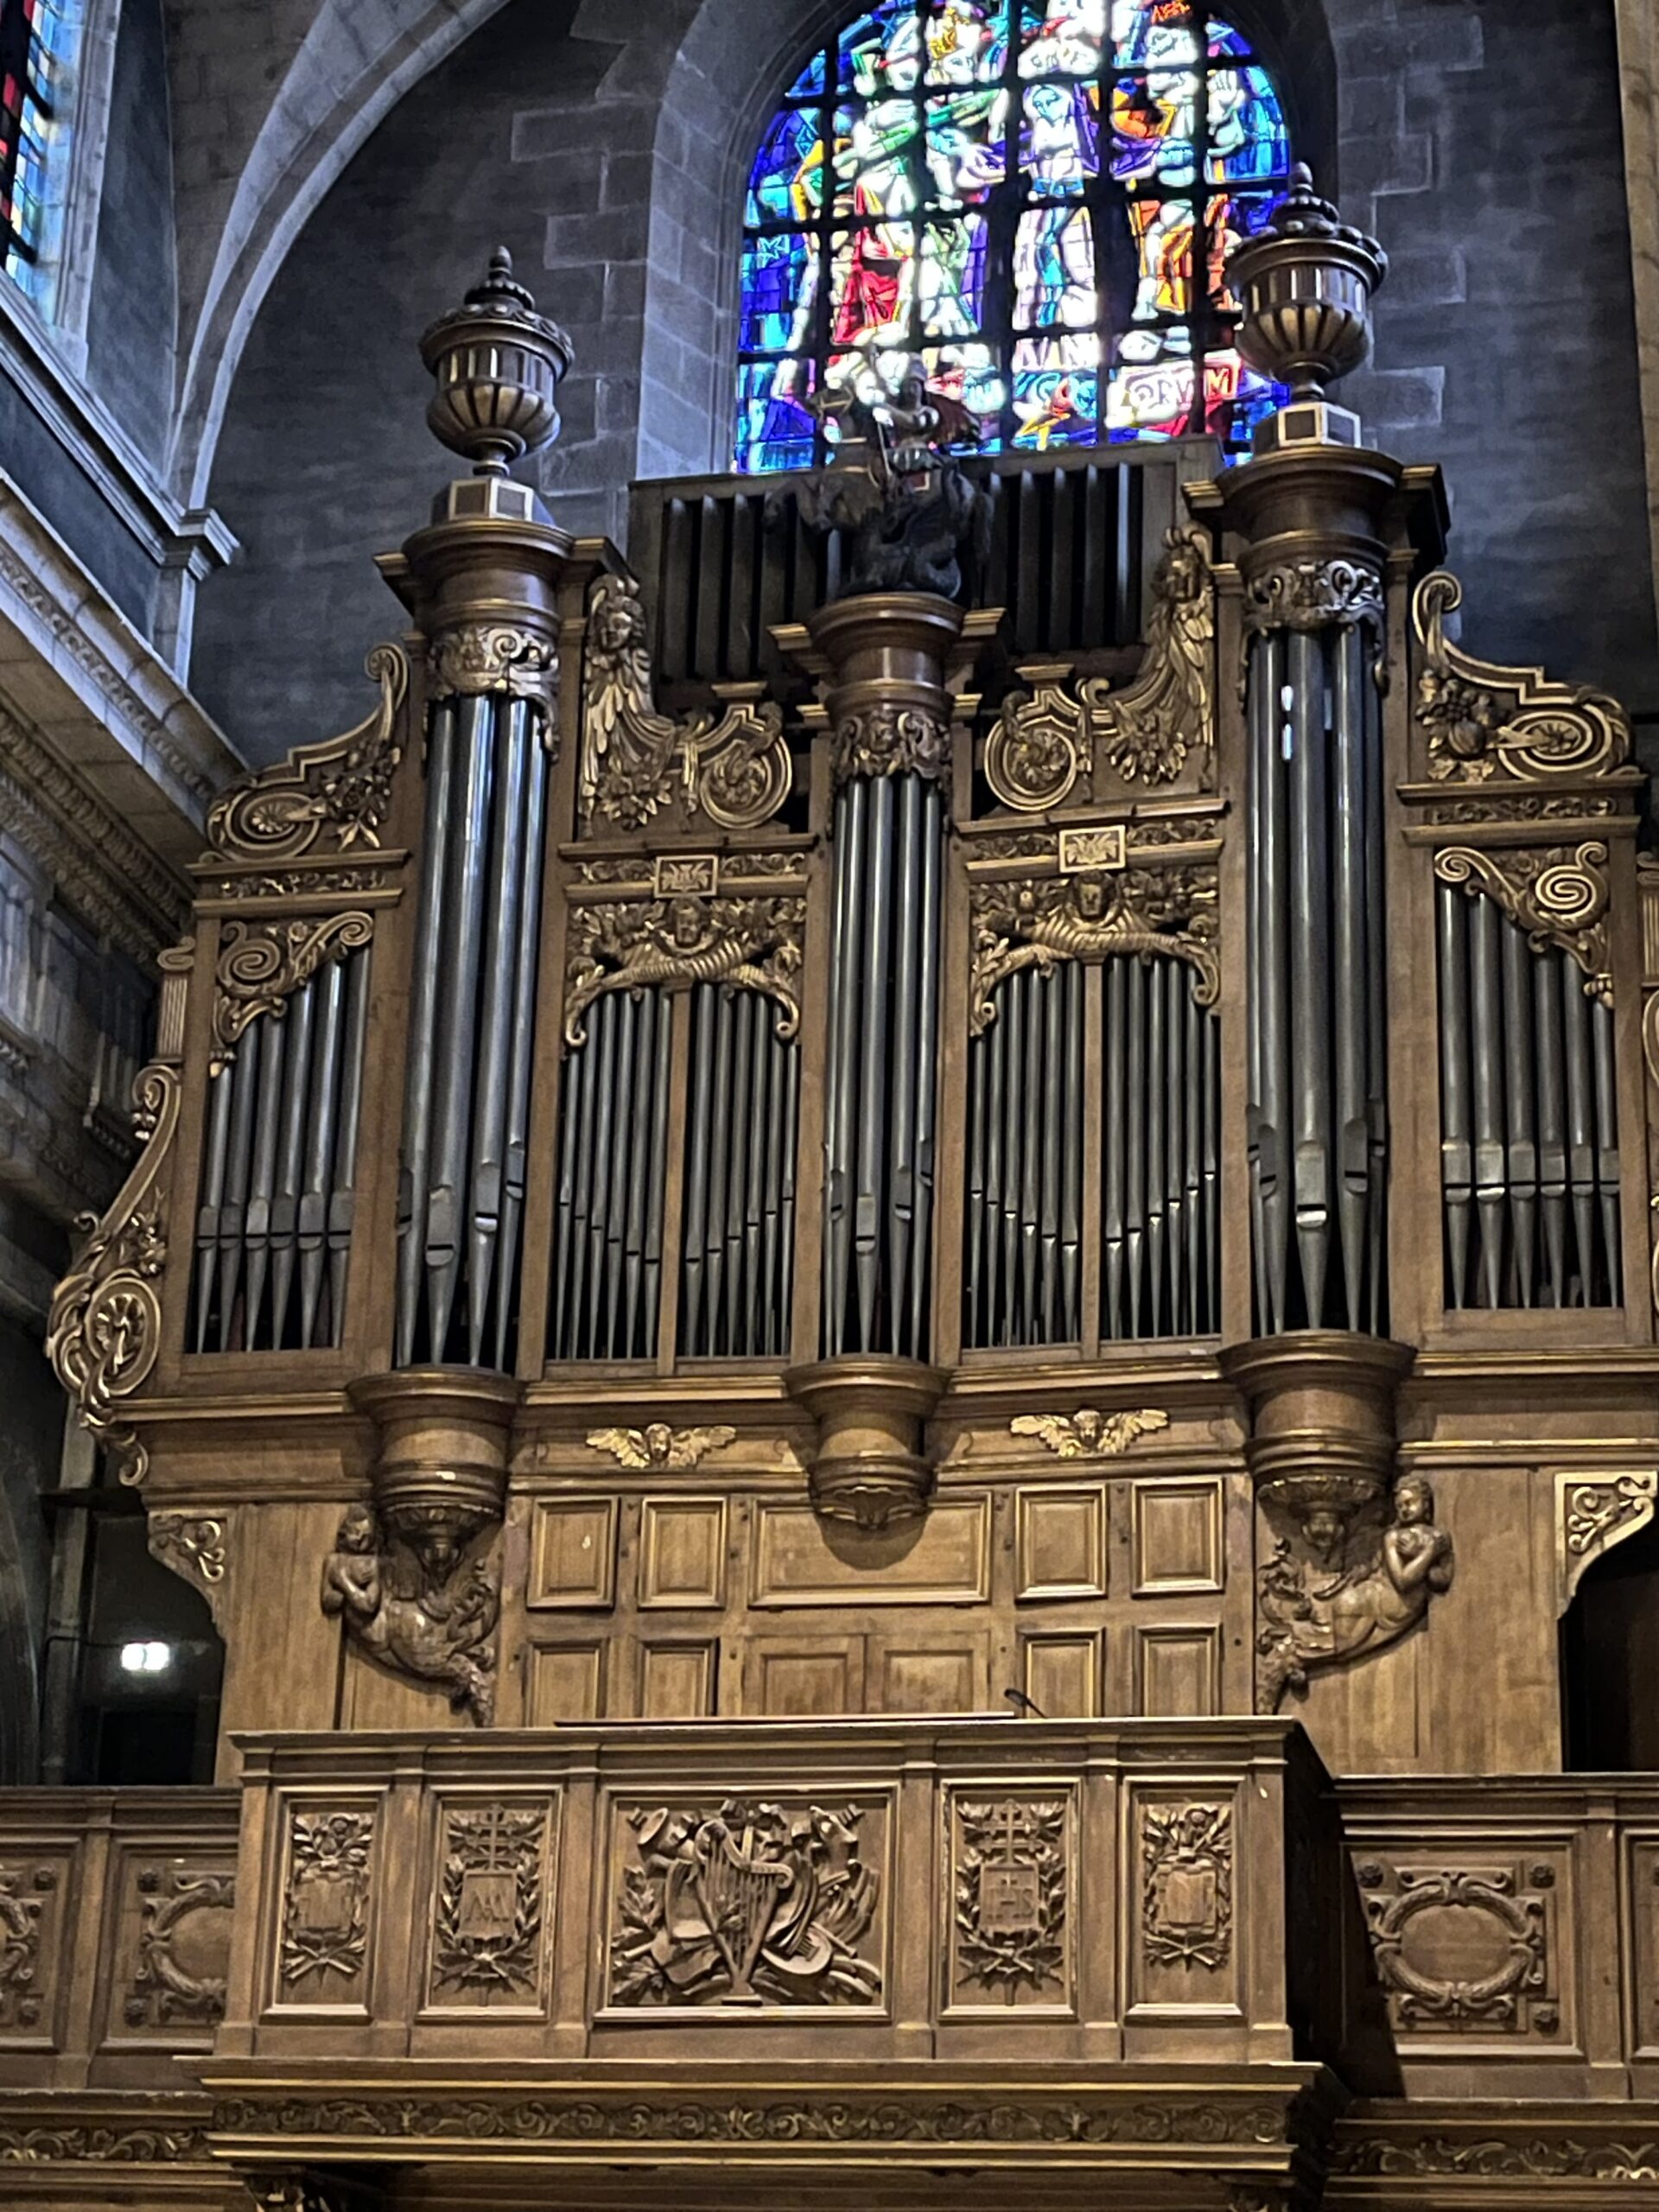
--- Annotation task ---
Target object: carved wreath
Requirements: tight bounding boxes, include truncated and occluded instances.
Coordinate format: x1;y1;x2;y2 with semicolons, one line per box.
954;1799;1068;1995
280;1812;373;1986
432;1808;544;1997
1141;1802;1232;1971
1363;1867;1546;2026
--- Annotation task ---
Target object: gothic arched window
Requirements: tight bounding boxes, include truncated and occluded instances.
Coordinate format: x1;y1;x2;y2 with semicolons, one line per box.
734;0;1291;473
1;0;82;308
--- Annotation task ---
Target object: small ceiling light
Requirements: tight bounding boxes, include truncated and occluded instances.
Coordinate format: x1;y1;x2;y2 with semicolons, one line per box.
119;1640;172;1675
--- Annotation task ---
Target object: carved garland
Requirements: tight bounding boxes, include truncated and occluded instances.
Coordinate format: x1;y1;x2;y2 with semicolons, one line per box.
984;528;1215;810
1433;842;1612;1006
211;912;374;1070
207;643;408;862
1359;1865;1548;2028
1414;571;1631;784
954;1797;1069;1996
1142;1802;1232;1970
432;1805;545;1998
969;867;1218;1033
580;573;790;828
279;1812;374;1987
563;894;804;1049
45;1060;181;1486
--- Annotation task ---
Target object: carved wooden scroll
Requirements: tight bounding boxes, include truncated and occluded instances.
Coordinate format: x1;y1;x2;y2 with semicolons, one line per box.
1413;572;1631;784
1554;1470;1658;1611
1433;842;1612;1007
579;573;790;830
206;643;410;861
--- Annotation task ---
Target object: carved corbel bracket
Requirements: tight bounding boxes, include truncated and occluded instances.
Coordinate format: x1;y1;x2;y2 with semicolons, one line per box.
206;644;409;862
1433;841;1612;1006
580;572;788;829
148;1511;231;1626
1413;571;1631;784
1555;1470;1658;1612
211;911;374;1071
784;1357;945;1529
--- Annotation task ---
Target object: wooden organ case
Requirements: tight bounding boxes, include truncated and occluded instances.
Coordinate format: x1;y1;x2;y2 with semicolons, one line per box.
17;204;1659;2212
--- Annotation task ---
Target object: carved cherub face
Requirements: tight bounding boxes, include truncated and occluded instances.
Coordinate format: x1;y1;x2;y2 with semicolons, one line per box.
1073;874;1107;921
643;1422;673;1462
1302;1504;1345;1560
336;1503;378;1554
1395;1477;1434;1526
1071;1408;1104;1449
669;897;707;950
593;585;645;656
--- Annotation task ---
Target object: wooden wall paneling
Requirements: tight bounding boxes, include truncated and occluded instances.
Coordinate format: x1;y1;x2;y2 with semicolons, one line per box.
1020;1628;1102;1717
741;1633;866;1715
1014;1484;1107;1600
638;1640;719;1717
1625;1827;1659;2072
527;1497;618;1609
1131;1477;1224;1594
1123;1778;1243;2036
216;1501;343;1774
751;1493;992;1605
0;1823;83;2069
1135;1624;1223;1717
525;1640;606;1724
868;1628;991;1714
638;1496;727;1609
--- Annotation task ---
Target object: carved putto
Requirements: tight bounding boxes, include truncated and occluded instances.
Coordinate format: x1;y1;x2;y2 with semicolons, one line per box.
586;1422;736;1471
797;359;991;601
580;573;790;830
611;1798;881;2008
1256;1475;1455;1711
1413;570;1631;783
206;643;408;861
969;867;1218;1033
320;1502;499;1726
1010;1407;1170;1459
563;893;804;1049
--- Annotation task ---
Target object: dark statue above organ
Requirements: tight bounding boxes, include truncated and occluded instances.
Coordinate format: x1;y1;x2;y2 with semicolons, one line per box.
22;164;1659;2212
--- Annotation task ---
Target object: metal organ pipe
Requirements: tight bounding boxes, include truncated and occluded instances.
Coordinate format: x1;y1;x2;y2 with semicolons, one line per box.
1245;613;1388;1334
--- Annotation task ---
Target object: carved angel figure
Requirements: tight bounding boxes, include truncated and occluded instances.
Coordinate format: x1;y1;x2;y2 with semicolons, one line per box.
1086;525;1214;786
587;1421;736;1471
1010;1407;1170;1459
320;1503;499;1726
1256;1477;1455;1710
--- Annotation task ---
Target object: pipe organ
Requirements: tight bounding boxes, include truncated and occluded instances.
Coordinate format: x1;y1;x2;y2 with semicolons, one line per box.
29;192;1659;2212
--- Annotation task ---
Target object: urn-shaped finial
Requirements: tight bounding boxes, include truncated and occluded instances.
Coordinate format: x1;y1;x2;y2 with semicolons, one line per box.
1227;165;1388;454
418;245;574;477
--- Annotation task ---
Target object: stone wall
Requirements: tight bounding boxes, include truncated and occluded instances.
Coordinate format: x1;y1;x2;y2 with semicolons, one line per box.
86;0;179;464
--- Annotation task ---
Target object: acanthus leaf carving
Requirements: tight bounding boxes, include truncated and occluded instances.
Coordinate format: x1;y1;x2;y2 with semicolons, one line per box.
969;866;1217;1033
953;1796;1069;1998
1556;1471;1658;1611
1142;1802;1232;1970
432;1803;546;1999
1088;525;1215;784
983;666;1084;812
1414;570;1631;784
830;699;950;786
0;1863;54;2029
563;893;803;1050
46;1059;181;1486
1433;841;1612;1005
320;1502;499;1726
147;1513;228;1622
581;574;789;829
279;1810;374;1988
212;912;374;1069
207;643;408;862
609;1797;882;2008
124;1866;234;2027
429;622;556;707
1243;554;1383;633
1357;1859;1551;2031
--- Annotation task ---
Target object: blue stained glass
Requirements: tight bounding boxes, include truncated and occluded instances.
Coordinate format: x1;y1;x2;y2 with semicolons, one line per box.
740;232;814;352
746;109;824;227
734;0;1289;467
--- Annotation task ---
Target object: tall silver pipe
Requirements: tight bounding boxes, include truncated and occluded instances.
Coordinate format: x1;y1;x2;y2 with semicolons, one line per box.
966;1030;987;1342
910;783;942;1357
1499;913;1538;1305
1060;959;1083;1339
641;995;672;1344
424;692;494;1361
1287;627;1332;1326
705;985;734;1350
218;1019;261;1351
396;699;458;1364
888;773;922;1340
724;988;754;1354
1039;963;1063;1340
623;988;657;1357
855;775;896;1349
778;1036;798;1350
761;1022;787;1352
328;950;369;1344
825;781;867;1353
585;987;620;1354
467;699;529;1363
683;981;715;1352
1001;972;1024;1338
1104;957;1127;1338
1245;639;1269;1330
1332;623;1370;1328
1592;995;1621;1294
1146;953;1167;1333
298;957;346;1348
1533;949;1567;1306
194;1064;234;1352
1020;966;1042;1338
244;1007;286;1344
1562;955;1598;1301
1165;957;1186;1335
984;988;1007;1344
497;706;548;1368
1255;632;1290;1332
603;988;639;1357
1437;885;1473;1309
1201;1005;1219;1330
1125;956;1147;1336
1363;628;1388;1332
269;976;316;1345
550;1031;583;1357
1468;892;1506;1306
745;989;770;1353
1182;982;1203;1333
564;1013;598;1356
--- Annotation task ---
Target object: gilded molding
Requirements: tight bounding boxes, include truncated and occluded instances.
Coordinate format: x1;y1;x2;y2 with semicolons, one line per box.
212;911;374;1069
429;622;556;705
969;867;1218;1033
206;643;408;862
1414;570;1632;782
1433;841;1612;1005
1242;553;1383;633
580;573;788;828
586;1421;735;1470
1009;1408;1169;1458
563;893;804;1050
830;699;950;785
45;1060;181;1486
1556;1470;1658;1611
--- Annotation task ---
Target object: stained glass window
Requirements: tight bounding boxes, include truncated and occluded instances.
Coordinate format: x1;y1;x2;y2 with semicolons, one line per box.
734;0;1292;474
0;0;79;310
